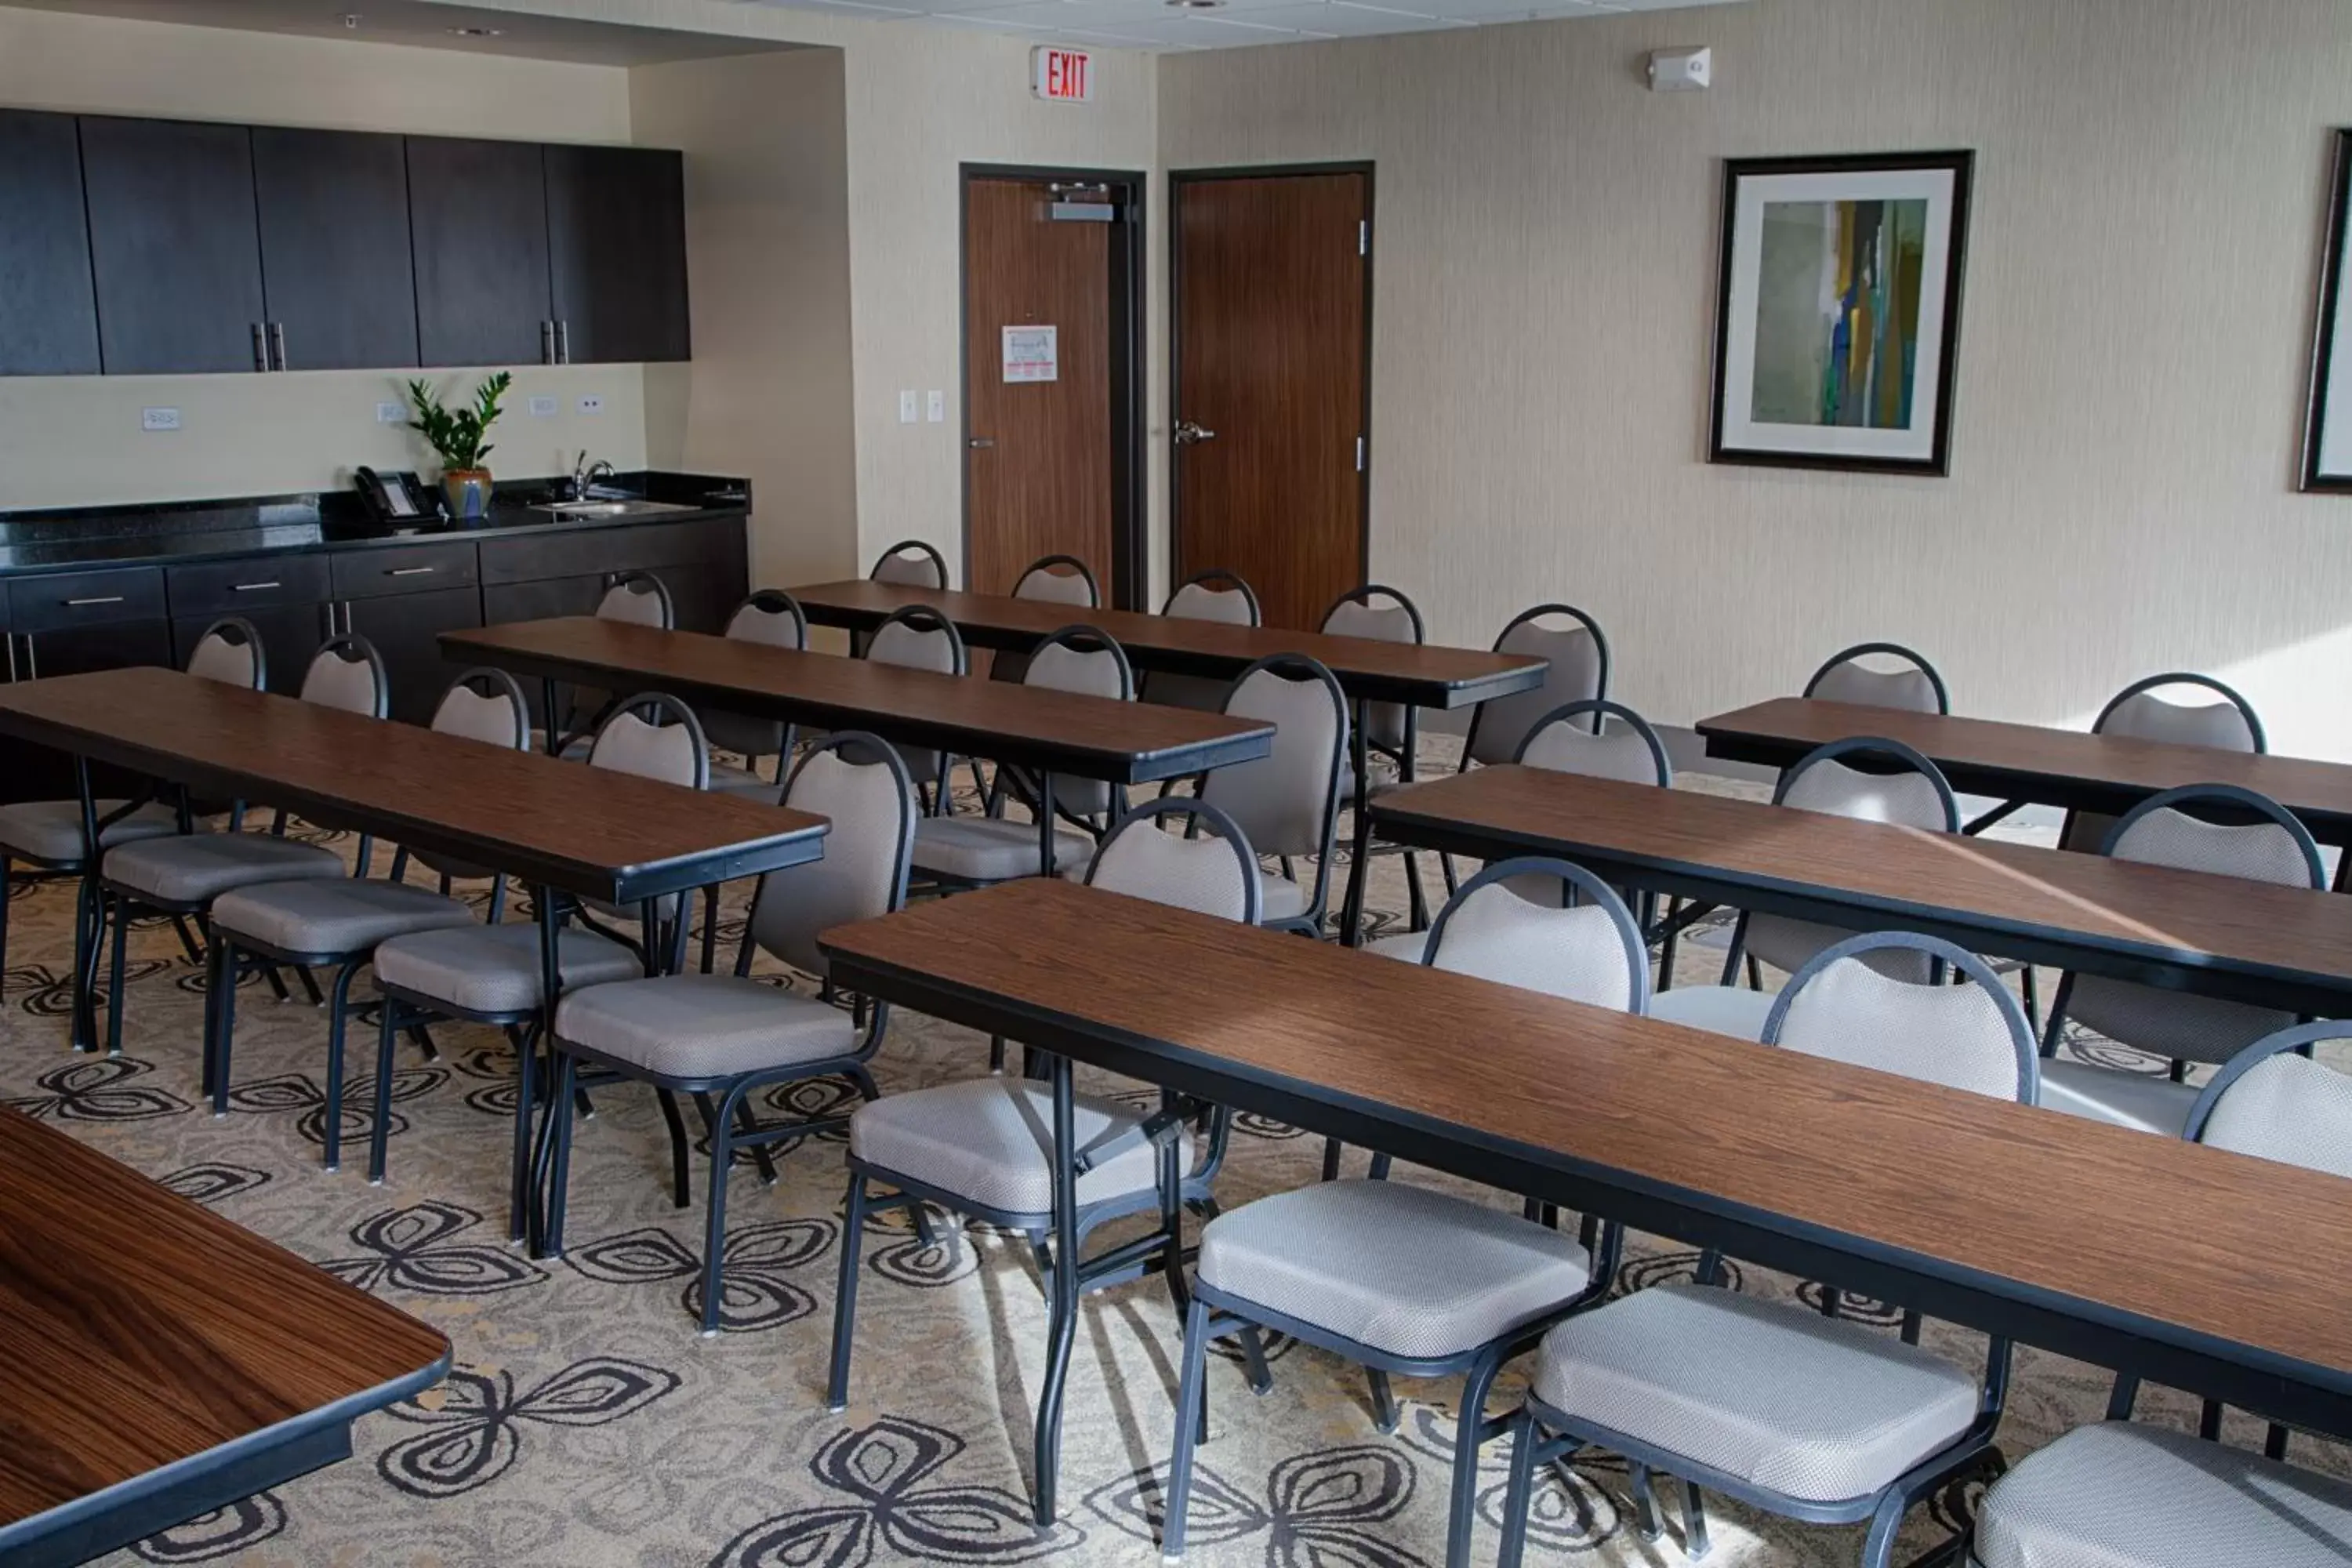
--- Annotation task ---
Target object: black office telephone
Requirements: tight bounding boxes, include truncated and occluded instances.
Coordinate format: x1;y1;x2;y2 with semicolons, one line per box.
353;466;441;526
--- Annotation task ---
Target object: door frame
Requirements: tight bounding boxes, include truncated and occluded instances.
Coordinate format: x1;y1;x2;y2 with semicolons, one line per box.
957;162;1149;612
1167;161;1377;608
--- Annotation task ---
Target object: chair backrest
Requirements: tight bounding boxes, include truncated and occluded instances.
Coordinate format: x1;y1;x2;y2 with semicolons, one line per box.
1085;799;1262;924
869;539;948;589
1162;568;1261;626
1321;584;1424;755
1199;654;1349;860
1024;626;1135;817
596;570;673;630
1764;931;2037;1102
724;589;809;651
1423;858;1650;1013
2094;673;2266;753
1013;555;1100;609
2186;1022;2352;1180
1514;699;1672;787
430;667;530;750
1774;736;1960;832
1465;604;1610;767
299;634;390;717
1802;642;1950;715
186;615;266;689
863;604;967;675
748;732;918;975
587;691;709;790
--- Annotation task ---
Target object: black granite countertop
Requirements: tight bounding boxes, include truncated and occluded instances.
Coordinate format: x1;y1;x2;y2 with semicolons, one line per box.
0;472;750;576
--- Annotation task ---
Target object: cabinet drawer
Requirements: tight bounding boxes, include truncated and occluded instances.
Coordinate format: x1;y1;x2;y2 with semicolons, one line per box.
9;566;167;632
329;540;479;600
477;517;744;585
166;552;332;618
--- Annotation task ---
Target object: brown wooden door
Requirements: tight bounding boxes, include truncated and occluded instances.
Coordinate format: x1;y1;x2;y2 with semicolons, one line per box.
963;176;1115;597
1173;169;1370;632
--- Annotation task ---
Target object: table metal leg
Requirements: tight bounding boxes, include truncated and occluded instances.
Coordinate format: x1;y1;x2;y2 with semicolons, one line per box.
1340;705;1374;947
1037;772;1058;881
71;757;100;1052
1033;1051;1079;1524
541;679;561;755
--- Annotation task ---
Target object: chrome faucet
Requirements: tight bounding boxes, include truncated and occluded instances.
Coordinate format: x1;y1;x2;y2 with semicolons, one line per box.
569;454;617;500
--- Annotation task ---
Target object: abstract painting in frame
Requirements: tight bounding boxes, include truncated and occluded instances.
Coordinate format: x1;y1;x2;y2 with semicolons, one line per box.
1710;150;1974;476
2302;129;2352;493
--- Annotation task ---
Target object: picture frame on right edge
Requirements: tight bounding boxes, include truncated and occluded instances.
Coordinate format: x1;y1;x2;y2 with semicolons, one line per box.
1709;150;1975;477
2302;129;2352;493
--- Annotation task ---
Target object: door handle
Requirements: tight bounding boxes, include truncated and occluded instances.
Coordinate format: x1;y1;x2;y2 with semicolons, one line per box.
556;320;571;365
230;581;282;593
251;323;268;373
968;437;996;449
64;596;126;608
1174;419;1217;446
270;323;289;372
387;566;437;578
541;321;555;365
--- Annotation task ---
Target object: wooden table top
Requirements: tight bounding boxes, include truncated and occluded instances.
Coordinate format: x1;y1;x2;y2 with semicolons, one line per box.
0;666;827;902
0;1105;449;1537
1700;698;2352;839
784;579;1545;709
821;878;2352;1436
444;618;1273;784
1370;764;2352;1014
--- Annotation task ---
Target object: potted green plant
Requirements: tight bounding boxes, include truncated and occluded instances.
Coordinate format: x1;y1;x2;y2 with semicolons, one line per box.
405;372;511;520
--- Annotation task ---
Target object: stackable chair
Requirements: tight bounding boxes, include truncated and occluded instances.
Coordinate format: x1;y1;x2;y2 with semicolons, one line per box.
365;695;701;1236
869;539;949;588
1972;1021;2352;1567
1438;603;1610;894
96;636;390;1060
830;799;1261;1525
705;590;811;802
1324;584;1435;940
1142;568;1259;712
1499;931;2038;1568
2062;673;2267;854
204;669;532;1167
1648;737;1958;1043
1196;654;1349;935
988;554;1100;691
1803;642;1950;714
855;604;967;815
1162;858;1647;1568
2037;784;2323;1136
0;616;264;1006
542;570;675;756
543;732;917;1334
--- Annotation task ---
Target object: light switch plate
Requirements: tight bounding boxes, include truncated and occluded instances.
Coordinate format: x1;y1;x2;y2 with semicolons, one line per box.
576;394;604;416
376;401;406;425
528;395;558;418
140;407;181;432
926;390;946;423
898;390;920;425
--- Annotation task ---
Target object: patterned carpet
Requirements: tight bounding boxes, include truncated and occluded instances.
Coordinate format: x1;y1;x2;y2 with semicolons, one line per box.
4;760;2339;1568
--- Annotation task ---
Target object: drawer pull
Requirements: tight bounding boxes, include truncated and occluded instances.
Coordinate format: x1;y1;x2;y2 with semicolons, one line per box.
230;581;281;593
64;596;126;608
387;566;437;578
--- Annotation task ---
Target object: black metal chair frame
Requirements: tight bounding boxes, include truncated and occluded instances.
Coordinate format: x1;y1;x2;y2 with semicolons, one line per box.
546;569;675;755
1327;583;1437;943
869;538;949;587
1197;653;1349;938
856;604;967;816
1802;641;1953;714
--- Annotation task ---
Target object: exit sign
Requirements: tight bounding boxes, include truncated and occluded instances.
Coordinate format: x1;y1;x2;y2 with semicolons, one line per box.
1032;45;1094;103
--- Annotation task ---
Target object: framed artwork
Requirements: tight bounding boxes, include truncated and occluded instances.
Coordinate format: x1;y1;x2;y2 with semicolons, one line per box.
2303;129;2352;493
1709;150;1975;476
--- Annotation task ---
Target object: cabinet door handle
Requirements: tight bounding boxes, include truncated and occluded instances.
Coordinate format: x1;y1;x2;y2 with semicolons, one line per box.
270;323;289;372
556;320;571;364
64;596;126;608
6;635;16;684
24;637;36;680
251;323;267;373
541;321;555;365
230;581;281;593
387;566;436;578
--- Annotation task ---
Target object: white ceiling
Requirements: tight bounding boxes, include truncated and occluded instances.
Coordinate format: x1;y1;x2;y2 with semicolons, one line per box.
2;0;800;64
729;0;1733;51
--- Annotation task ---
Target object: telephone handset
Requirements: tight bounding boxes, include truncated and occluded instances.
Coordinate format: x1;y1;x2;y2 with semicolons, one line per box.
354;466;439;525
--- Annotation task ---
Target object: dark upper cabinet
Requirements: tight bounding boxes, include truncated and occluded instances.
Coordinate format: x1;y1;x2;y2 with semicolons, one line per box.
80;117;267;376
252;127;419;372
546;145;691;365
408;136;553;369
0;111;100;376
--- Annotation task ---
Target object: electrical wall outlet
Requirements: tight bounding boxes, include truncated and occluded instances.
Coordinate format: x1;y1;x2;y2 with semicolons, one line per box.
898;390;919;425
528;395;558;418
376;401;405;425
140;407;181;432
925;390;946;423
576;394;604;416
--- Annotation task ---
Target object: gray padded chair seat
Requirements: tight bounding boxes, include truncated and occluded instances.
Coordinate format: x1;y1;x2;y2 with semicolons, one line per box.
1261;873;1312;923
211;879;474;956
1532;1282;1980;1504
1365;929;1428;964
1973;1421;2352;1568
910;816;1097;882
2034;1058;2198;1138
555;975;857;1080
373;923;641;1014
1198;1178;1591;1362
1648;985;1779;1043
851;1077;1195;1215
102;833;345;903
0;800;181;862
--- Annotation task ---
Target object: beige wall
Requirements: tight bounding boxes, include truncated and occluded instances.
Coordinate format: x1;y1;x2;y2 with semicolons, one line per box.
1161;0;2352;757
630;48;858;588
0;5;648;509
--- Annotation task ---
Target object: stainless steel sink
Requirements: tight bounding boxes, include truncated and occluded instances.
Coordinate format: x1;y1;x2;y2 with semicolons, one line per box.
526;498;696;518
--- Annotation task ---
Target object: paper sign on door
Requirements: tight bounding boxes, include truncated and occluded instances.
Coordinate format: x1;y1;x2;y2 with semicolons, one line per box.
1003;325;1058;383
